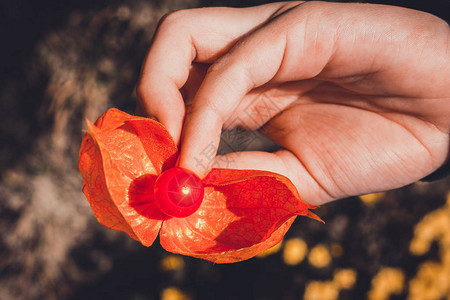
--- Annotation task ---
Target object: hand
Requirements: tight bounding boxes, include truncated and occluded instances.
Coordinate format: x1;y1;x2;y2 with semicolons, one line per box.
137;1;450;205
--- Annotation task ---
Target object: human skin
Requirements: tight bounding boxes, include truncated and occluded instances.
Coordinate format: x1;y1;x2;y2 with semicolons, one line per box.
137;1;450;205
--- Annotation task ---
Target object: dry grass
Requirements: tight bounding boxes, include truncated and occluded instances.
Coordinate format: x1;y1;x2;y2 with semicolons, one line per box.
0;1;192;298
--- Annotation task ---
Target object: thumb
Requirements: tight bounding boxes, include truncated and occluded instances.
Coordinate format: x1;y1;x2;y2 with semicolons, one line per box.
212;150;333;205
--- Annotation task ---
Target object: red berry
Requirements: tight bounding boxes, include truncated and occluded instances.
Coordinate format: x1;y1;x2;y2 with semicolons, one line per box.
154;167;204;218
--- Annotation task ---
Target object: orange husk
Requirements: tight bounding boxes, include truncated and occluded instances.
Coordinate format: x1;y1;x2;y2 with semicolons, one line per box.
78;108;322;263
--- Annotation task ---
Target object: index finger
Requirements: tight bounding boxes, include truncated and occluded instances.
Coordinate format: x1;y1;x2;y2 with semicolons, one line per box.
136;3;294;144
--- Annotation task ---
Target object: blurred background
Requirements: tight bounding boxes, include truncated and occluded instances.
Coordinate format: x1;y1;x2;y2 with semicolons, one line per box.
1;0;449;299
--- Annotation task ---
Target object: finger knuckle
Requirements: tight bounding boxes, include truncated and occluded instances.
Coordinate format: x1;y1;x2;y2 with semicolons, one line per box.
206;54;231;75
157;9;189;30
206;53;242;81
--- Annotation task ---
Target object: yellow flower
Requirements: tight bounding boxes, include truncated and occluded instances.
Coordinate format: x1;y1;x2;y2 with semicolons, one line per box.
359;192;385;205
304;281;339;300
160;255;185;272
161;287;190;300
334;269;357;289
283;238;308;265
368;268;404;300
308;244;331;268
